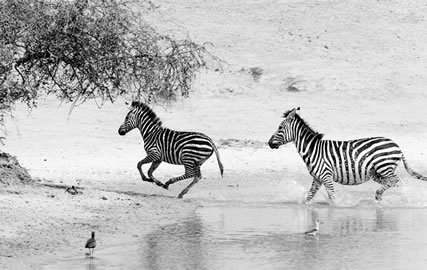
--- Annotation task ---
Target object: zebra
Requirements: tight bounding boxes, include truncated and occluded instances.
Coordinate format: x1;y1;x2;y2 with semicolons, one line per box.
118;101;223;198
268;107;427;203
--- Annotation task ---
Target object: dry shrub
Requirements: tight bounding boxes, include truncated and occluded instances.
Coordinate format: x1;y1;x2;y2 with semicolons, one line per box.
0;0;218;136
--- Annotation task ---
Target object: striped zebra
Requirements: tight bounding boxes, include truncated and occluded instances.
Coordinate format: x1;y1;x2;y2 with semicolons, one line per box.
118;101;223;198
268;107;427;202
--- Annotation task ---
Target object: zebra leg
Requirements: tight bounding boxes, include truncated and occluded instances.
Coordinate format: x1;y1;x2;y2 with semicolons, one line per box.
322;178;336;201
374;174;400;201
305;177;322;204
163;162;196;191
137;154;160;182
178;168;202;199
147;161;164;188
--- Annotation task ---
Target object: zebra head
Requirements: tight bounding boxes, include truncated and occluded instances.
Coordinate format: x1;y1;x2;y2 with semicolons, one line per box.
118;101;143;136
268;107;300;149
118;101;162;136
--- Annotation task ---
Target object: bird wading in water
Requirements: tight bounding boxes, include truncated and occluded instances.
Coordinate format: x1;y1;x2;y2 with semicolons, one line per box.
305;220;322;236
85;231;96;257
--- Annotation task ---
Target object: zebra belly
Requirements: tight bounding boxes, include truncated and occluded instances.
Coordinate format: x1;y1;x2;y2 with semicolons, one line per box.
162;155;183;165
331;169;370;185
160;147;184;165
308;161;370;185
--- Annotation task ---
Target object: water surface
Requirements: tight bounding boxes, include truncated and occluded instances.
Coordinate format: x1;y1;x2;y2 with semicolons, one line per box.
44;201;427;270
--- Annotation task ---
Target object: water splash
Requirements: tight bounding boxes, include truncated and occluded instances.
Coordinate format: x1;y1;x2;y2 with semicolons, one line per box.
188;173;427;208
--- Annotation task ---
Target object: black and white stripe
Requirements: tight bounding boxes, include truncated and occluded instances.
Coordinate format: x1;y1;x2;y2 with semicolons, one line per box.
268;107;427;202
119;101;223;198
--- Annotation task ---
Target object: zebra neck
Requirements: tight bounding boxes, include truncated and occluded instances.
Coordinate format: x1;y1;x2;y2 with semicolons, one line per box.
139;123;163;146
294;126;322;163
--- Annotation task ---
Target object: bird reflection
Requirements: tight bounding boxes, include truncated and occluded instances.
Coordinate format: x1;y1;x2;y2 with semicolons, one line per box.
86;257;96;270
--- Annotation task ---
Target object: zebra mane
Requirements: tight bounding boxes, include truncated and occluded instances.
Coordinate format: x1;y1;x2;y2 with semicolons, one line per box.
283;109;293;118
131;101;162;126
295;114;324;139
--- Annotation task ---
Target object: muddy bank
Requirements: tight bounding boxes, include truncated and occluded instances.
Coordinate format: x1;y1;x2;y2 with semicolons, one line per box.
0;182;196;269
0;152;32;185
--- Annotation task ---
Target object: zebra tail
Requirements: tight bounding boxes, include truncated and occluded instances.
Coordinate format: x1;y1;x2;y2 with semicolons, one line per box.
210;139;224;177
402;154;427;181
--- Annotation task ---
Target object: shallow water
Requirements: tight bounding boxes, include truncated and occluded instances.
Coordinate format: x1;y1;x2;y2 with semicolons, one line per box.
44;200;427;270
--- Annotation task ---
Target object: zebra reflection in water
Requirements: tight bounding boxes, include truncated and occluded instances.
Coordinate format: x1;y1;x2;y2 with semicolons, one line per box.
268;107;427;203
118;101;223;198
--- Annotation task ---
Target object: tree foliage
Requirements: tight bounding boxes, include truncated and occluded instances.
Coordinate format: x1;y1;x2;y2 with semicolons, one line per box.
0;0;216;140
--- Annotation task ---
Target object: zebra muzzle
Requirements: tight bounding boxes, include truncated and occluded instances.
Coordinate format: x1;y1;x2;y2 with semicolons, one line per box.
268;139;279;149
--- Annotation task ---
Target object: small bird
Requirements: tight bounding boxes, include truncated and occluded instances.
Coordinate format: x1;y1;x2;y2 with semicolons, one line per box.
304;219;322;236
85;231;97;257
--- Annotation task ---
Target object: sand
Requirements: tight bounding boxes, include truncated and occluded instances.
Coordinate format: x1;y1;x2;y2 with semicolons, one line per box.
0;182;196;268
2;0;427;268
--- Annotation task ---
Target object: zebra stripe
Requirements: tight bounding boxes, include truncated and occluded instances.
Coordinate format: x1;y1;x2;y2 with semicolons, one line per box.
119;101;223;198
268;107;427;202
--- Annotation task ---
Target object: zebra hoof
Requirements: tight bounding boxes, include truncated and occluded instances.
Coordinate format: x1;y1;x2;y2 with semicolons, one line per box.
303;199;312;205
162;184;169;190
375;191;383;201
154;181;163;187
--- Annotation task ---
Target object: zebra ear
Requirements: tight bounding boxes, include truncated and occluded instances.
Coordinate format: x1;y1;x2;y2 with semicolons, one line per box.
288;107;299;119
126;102;133;110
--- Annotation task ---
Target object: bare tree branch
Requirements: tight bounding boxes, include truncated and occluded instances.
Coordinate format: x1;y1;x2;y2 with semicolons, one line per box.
0;0;221;138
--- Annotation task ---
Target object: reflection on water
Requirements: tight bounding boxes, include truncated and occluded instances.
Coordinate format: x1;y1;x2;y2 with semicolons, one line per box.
44;202;427;270
87;257;95;270
144;214;206;270
140;203;427;270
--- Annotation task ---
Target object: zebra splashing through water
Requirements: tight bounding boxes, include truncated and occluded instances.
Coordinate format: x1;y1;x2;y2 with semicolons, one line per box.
268;107;427;203
118;101;223;198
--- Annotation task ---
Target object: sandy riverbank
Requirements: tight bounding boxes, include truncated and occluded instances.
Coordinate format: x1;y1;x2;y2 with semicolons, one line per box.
0;182;196;269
